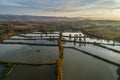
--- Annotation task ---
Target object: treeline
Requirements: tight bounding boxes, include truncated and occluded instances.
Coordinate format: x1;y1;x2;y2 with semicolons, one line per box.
81;25;120;41
0;22;35;40
0;23;14;40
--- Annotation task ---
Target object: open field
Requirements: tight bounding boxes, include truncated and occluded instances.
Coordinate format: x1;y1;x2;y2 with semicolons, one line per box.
80;20;120;41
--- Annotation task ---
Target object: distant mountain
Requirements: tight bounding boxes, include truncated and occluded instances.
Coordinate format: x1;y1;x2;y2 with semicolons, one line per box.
0;14;86;22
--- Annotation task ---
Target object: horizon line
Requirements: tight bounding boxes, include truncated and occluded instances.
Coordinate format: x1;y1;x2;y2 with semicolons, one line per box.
0;13;120;21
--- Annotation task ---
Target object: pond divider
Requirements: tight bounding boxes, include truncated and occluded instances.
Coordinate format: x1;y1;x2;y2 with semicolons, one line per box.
94;43;120;53
0;32;64;80
17;34;87;38
62;40;120;54
9;38;58;40
2;38;120;54
0;63;15;80
32;32;59;34
64;46;120;66
7;36;120;46
0;62;56;66
1;32;120;80
56;32;64;80
0;61;56;80
0;42;58;46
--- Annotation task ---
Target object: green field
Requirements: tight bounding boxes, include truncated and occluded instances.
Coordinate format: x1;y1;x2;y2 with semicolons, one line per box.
80;20;120;41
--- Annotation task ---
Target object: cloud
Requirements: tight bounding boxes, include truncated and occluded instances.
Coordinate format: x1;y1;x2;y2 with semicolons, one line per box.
0;0;100;11
0;0;119;11
0;0;120;19
0;0;24;7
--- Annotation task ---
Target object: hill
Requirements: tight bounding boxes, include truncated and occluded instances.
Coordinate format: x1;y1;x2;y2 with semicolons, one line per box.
0;14;85;22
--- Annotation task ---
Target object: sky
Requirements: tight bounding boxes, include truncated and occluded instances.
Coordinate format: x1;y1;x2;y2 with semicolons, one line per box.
0;0;120;20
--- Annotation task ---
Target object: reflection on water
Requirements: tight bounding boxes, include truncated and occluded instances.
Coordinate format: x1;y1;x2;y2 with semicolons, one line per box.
4;39;58;44
0;32;120;80
0;44;59;64
100;44;120;51
0;64;8;78
4;65;57;80
64;42;120;65
30;32;120;44
63;48;118;80
118;67;120;80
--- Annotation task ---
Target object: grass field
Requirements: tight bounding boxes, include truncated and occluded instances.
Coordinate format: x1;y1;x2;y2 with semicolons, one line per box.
80;20;120;41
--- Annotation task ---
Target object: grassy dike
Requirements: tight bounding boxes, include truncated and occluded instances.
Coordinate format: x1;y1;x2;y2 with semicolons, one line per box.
0;63;15;80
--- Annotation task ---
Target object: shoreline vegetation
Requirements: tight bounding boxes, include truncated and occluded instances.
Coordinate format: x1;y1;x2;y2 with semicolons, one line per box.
0;22;34;41
0;23;14;41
